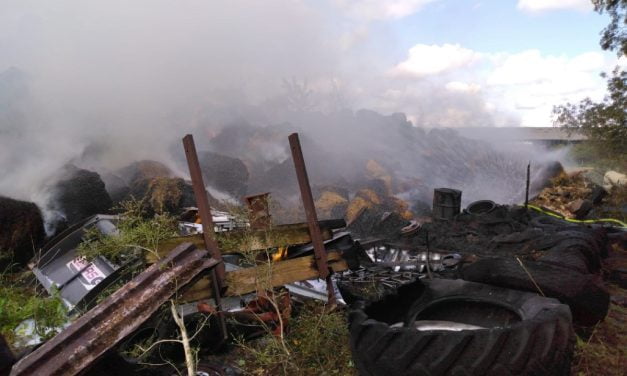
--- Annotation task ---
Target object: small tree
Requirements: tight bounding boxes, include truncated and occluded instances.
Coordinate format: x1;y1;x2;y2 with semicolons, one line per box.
553;68;627;163
552;1;627;168
593;0;627;57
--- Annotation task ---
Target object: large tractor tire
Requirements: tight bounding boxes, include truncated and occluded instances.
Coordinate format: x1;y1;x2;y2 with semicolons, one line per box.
348;279;574;376
461;257;609;326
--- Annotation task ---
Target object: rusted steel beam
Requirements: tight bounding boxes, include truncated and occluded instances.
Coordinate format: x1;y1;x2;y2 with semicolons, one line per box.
289;133;329;279
182;134;225;282
289;133;337;304
182;134;228;342
10;243;218;376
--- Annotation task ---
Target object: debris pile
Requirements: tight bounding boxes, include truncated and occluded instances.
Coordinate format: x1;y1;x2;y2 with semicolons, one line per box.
0;131;625;376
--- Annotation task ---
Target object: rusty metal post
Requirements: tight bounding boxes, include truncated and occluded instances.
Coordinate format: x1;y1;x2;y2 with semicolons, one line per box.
525;162;531;210
288;133;336;304
182;134;228;341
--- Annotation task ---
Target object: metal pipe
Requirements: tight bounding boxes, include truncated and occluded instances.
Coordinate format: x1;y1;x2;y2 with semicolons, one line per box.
182;134;228;341
288;133;336;305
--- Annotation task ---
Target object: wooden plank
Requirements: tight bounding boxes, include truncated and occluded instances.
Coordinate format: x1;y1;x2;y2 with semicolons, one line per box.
149;224;334;264
179;251;348;302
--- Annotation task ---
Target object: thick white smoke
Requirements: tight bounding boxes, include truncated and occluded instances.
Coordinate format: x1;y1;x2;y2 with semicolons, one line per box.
0;0;565;218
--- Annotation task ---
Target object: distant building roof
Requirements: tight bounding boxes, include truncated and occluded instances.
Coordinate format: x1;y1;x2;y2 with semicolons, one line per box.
454;127;588;142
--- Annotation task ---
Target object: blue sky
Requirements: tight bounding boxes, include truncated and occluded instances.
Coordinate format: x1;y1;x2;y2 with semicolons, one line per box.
392;1;608;56
320;0;623;126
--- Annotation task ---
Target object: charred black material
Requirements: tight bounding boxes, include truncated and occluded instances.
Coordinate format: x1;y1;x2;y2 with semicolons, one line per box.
50;166;113;226
198;151;249;197
405;205;611;326
0;196;45;269
0;335;15;376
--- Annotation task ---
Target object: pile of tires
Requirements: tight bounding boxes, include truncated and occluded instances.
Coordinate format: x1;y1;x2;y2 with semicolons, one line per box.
348;279;575;376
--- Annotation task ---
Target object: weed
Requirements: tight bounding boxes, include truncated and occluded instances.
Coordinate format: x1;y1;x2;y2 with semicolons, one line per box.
0;279;67;346
235;301;356;376
572;289;627;375
78;199;179;265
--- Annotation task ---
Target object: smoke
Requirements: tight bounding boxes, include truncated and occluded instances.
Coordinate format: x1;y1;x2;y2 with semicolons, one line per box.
0;1;565;220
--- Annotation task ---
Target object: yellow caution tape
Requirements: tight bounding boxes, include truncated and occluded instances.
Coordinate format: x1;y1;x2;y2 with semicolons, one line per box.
526;204;627;228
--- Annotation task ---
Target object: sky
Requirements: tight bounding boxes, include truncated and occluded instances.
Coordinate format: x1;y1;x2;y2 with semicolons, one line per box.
0;0;622;130
318;0;622;126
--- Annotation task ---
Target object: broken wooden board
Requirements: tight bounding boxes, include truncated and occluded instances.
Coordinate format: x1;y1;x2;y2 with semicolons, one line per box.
179;251;348;301
149;220;344;263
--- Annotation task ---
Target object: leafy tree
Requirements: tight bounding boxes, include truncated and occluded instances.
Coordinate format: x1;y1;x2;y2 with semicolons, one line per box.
553;1;627;167
593;0;627;57
553;68;626;162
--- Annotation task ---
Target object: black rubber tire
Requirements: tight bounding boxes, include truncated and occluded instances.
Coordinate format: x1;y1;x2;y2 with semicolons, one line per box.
348;279;574;376
461;257;609;326
0;335;15;376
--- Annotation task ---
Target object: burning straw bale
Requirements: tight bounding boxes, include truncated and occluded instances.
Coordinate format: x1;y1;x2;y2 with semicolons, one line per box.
314;191;348;220
116;160;173;185
533;170;626;222
533;171;596;218
346;188;412;225
46;165;113;227
104;160;174;205
0;196;45;269
129;177;199;216
198;150;249;197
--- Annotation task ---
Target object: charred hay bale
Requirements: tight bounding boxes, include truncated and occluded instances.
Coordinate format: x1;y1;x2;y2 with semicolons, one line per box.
347;207;409;239
116;160;172;186
365;160;393;194
0;196;45;269
129;177;193;215
530;161;565;192
50;166;113;225
312;185;349;201
346;191;378;224
314;191;348;220
101;172;130;205
246;159;296;197
129;177;222;216
346;188;413;225
198;151;249;197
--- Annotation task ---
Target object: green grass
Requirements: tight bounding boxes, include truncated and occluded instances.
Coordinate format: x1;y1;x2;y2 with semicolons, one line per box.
234;301;356;376
566;142;626;172
572;289;627;375
77;199;179;265
0;276;67;346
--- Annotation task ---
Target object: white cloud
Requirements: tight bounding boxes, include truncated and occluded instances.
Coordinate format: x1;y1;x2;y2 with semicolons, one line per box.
517;0;593;13
333;0;440;20
446;81;481;93
392;43;481;77
488;50;605;87
486;49;610;125
380;43;616;126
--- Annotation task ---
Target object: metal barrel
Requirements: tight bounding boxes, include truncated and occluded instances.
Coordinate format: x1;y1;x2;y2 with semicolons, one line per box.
432;188;462;220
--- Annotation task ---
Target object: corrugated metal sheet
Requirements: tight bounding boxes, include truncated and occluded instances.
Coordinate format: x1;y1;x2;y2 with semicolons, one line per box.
11;243;219;376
